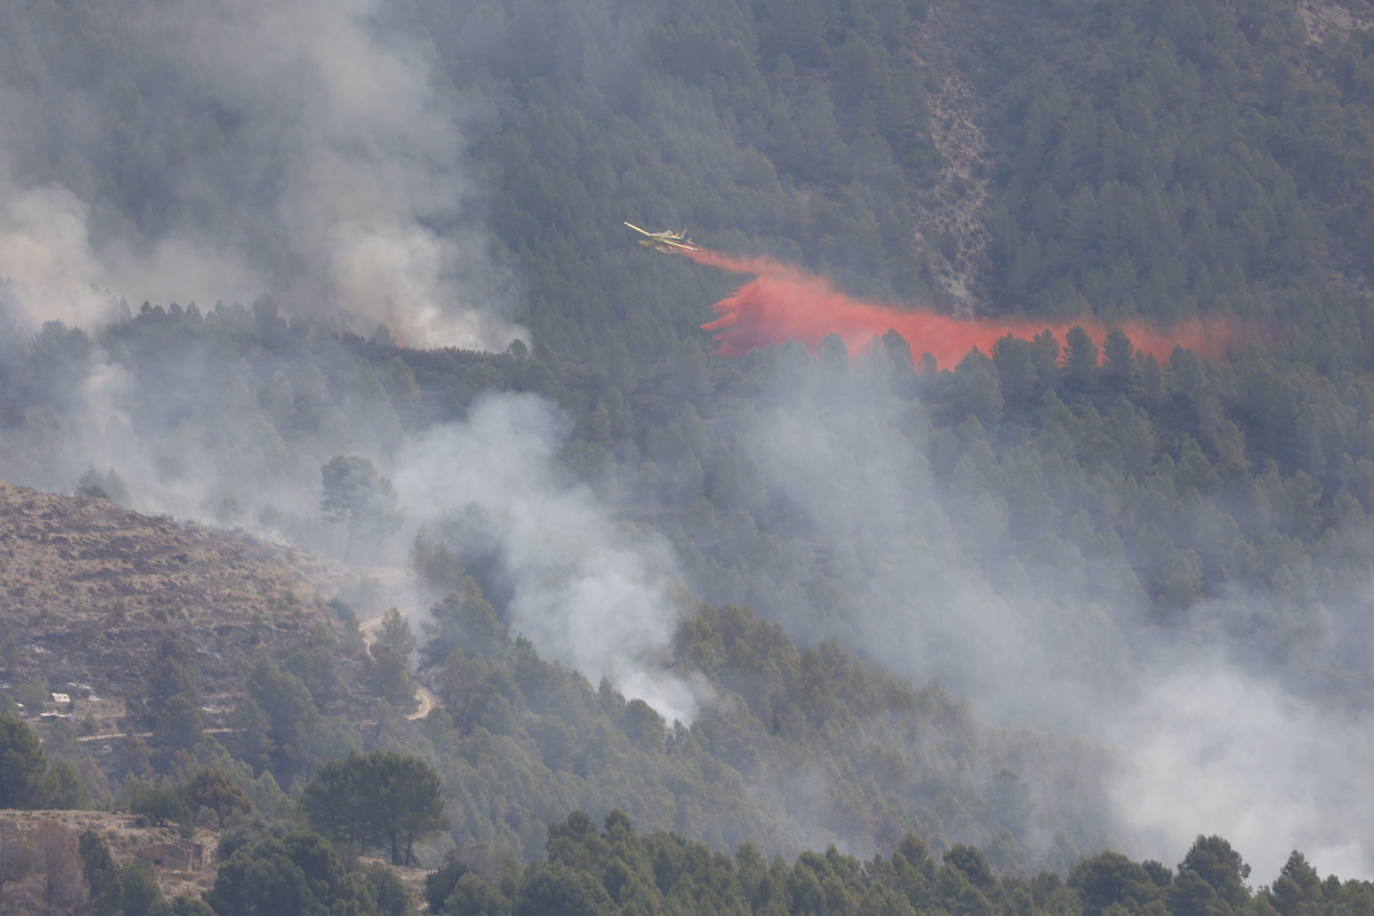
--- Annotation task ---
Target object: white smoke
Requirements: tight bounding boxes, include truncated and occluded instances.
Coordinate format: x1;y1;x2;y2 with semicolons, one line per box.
395;393;710;723
0;0;524;349
716;355;1374;879
0;177;117;329
727;361;1137;725
1110;662;1374;881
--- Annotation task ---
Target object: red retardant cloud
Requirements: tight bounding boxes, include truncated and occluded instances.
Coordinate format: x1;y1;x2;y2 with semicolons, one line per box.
687;248;1236;369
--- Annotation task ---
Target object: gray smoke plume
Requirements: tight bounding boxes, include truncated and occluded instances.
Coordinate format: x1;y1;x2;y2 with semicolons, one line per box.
1109;658;1374;881
0;0;524;349
719;357;1138;725
0;178;121;330
707;353;1374;880
395;393;711;724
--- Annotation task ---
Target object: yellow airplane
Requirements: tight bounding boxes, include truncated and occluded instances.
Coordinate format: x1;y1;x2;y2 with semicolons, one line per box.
624;221;699;253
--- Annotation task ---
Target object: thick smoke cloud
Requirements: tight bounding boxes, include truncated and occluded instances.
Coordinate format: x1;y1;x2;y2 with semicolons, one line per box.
0;179;120;330
3;342;707;723
395;393;710;723
707;353;1374;880
0;0;690;722
1110;661;1374;881
718;358;1138;724
0;0;524;349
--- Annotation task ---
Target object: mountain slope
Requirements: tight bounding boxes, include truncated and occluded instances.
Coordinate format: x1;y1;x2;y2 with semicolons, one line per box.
0;482;347;697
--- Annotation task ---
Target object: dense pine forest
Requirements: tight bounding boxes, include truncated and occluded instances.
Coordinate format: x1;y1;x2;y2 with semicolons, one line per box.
5;0;1374;912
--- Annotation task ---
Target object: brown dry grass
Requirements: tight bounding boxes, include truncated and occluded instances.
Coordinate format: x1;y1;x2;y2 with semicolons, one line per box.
0;812;433;911
0;482;349;699
0;810;220;901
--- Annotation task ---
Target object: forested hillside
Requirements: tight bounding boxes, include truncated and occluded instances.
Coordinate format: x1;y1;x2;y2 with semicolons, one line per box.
419;811;1374;915
0;485;1110;872
4;0;1374;910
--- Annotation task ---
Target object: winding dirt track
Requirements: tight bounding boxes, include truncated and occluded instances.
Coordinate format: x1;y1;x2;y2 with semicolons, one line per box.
358;612;439;721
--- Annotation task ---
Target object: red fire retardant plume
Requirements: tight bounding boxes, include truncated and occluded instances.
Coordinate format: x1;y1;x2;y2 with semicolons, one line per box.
687;248;1235;369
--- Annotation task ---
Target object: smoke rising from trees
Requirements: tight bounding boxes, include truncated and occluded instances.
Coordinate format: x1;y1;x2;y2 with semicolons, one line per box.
395;394;710;724
0;0;524;349
708;353;1374;880
4;0;1374;887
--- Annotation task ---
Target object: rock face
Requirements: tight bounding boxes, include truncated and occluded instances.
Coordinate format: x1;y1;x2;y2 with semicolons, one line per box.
1297;0;1373;44
910;0;996;316
0;482;344;697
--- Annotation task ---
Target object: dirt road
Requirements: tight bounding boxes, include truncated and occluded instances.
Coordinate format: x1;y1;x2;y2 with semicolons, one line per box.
358;613;439;721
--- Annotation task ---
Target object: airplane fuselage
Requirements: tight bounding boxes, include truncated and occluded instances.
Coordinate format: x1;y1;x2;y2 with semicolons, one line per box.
624;221;699;252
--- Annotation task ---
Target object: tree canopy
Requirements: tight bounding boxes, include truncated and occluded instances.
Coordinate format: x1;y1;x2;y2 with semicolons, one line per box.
302;750;448;866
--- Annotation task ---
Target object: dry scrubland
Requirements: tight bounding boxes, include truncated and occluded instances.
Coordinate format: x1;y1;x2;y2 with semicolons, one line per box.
0;810;219;902
0;482;355;698
0;483;432;909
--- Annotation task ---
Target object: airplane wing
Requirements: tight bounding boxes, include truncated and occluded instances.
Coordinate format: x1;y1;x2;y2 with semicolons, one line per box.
624;221;699;252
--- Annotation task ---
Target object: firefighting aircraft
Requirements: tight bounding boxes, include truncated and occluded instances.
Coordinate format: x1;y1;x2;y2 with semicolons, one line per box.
624;221;699;253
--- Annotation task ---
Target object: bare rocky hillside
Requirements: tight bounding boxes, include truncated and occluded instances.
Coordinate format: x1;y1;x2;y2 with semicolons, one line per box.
0;482;352;699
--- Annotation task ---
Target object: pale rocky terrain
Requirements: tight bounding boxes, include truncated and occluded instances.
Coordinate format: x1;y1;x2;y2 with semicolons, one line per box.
1298;0;1373;43
0;482;347;699
911;0;995;315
